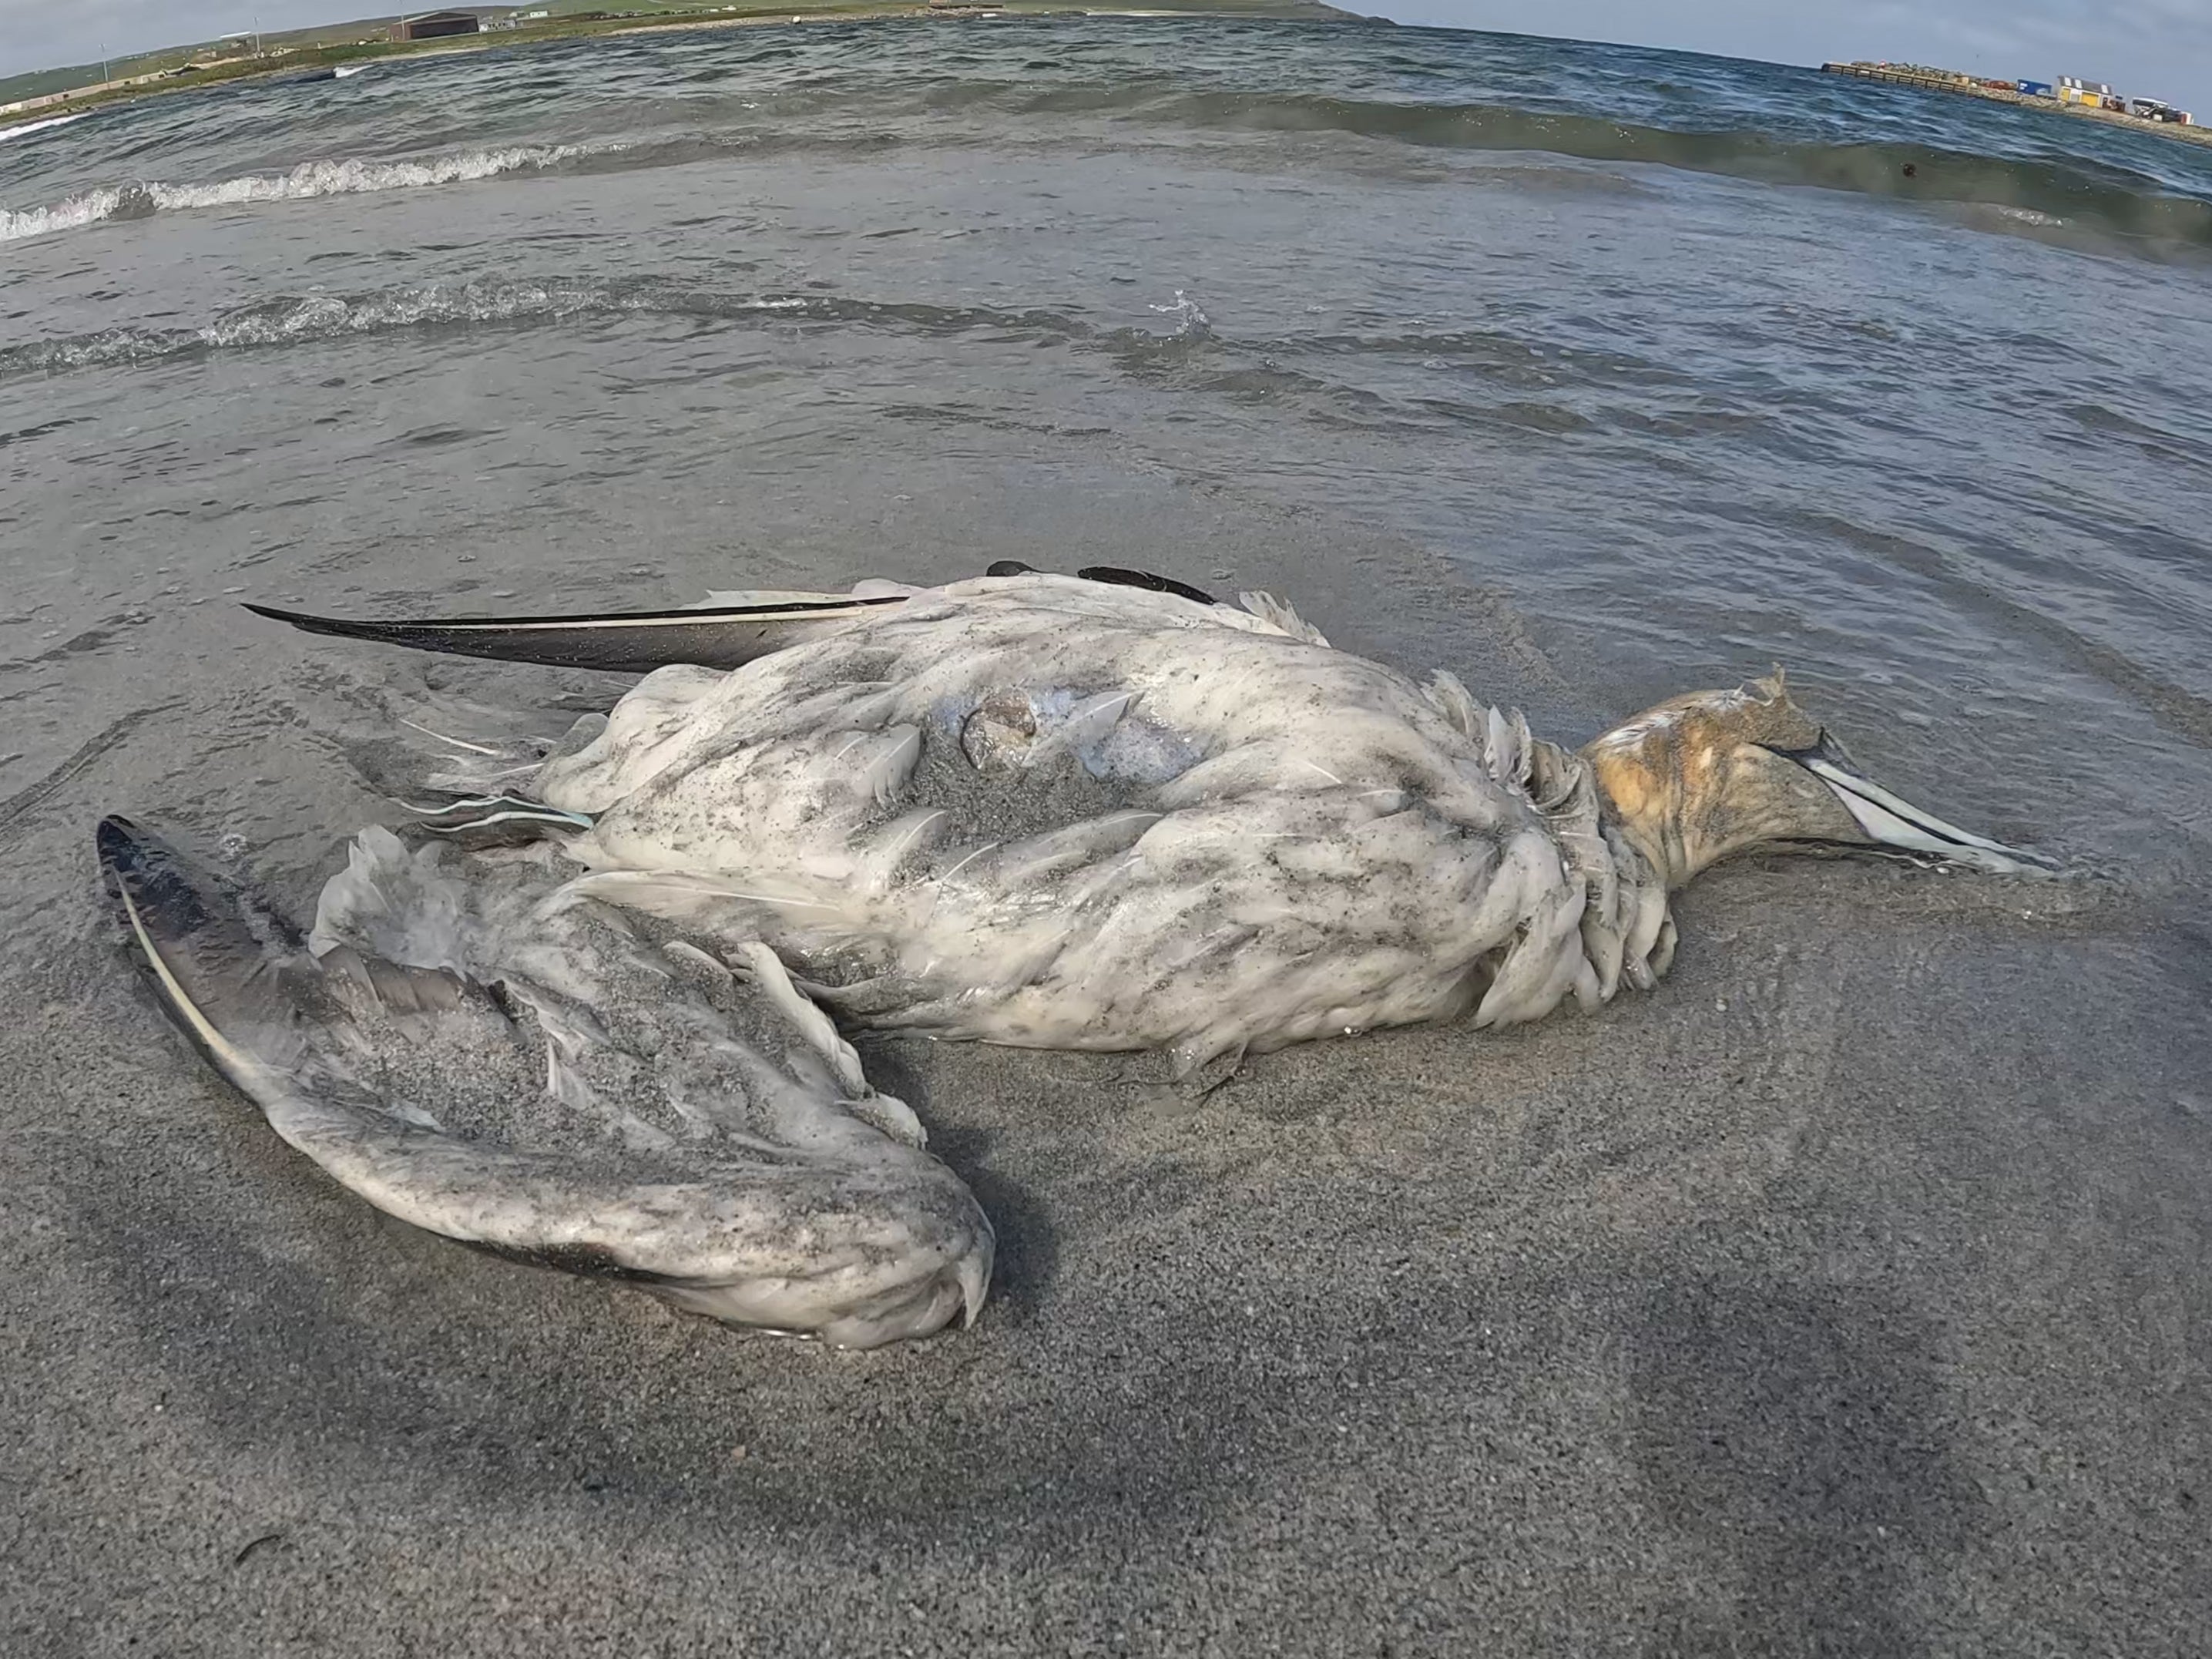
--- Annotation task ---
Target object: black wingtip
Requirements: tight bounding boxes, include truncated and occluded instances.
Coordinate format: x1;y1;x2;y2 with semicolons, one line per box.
244;602;408;652
241;570;1220;673
96;813;147;911
96;811;155;897
1074;566;1219;606
243;602;425;644
96;814;233;953
982;561;1219;606
96;814;314;1094
240;594;902;673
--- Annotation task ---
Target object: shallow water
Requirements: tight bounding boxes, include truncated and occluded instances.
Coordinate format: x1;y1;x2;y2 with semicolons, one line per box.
3;19;2210;1654
5;17;2212;891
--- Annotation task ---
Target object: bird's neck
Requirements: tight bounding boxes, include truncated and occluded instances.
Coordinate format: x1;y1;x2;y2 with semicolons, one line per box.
1498;724;1680;1000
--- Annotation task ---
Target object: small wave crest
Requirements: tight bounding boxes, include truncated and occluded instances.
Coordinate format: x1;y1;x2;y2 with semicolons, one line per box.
0;272;1546;441
1147;289;1212;339
0;185;126;240
0;111;92;145
0;280;905;378
0;277;1232;381
0;143;600;244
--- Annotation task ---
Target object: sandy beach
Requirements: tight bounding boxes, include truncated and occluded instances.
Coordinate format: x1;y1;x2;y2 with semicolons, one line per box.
5;16;2210;1649
3;502;2206;1654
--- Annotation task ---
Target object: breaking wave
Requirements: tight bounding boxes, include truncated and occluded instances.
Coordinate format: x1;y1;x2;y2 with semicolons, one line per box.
0;143;599;243
10;69;2212;254
6;74;2209;255
0;111;92;145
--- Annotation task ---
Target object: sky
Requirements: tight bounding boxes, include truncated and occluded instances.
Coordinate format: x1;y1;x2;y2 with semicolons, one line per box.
3;1;2210;110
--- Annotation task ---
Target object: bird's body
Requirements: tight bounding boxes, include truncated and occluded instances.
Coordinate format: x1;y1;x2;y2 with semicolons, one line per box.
98;566;2053;1345
414;575;1678;1073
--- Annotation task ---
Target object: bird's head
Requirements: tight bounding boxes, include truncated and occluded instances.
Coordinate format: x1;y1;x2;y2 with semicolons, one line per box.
1583;670;2054;888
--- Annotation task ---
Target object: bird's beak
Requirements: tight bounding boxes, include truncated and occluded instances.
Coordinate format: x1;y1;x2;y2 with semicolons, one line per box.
1774;735;2060;875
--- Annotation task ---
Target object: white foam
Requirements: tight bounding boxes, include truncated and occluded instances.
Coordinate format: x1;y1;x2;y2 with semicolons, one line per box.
0;186;125;240
149;145;591;211
1147;288;1212;338
0;143;599;244
0;281;832;376
196;280;629;350
0;111;91;144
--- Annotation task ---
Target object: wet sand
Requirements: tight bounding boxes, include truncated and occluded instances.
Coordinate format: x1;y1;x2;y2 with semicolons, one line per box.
2;497;2207;1655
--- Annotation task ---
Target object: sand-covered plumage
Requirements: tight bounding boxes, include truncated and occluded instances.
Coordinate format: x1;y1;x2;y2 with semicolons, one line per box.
100;567;2055;1348
460;575;1680;1073
261;570;2055;1082
99;817;992;1348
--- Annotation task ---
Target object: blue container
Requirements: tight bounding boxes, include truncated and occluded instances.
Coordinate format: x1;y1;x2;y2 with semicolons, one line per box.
2019;79;2053;96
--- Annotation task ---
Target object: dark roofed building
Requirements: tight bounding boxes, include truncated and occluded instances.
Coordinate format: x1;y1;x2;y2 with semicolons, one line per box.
391;11;482;42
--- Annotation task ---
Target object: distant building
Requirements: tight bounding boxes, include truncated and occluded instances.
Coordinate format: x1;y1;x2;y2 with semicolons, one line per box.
390;11;482;42
2126;97;2193;123
2057;75;2114;108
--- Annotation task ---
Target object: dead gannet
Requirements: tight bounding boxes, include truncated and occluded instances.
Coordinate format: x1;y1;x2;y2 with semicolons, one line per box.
249;566;2056;1077
96;815;992;1348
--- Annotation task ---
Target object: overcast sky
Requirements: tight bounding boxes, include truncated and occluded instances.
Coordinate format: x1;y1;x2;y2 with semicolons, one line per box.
2;3;371;77
5;2;2210;110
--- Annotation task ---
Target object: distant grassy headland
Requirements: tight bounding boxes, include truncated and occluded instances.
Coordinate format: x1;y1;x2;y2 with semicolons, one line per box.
0;0;1368;131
